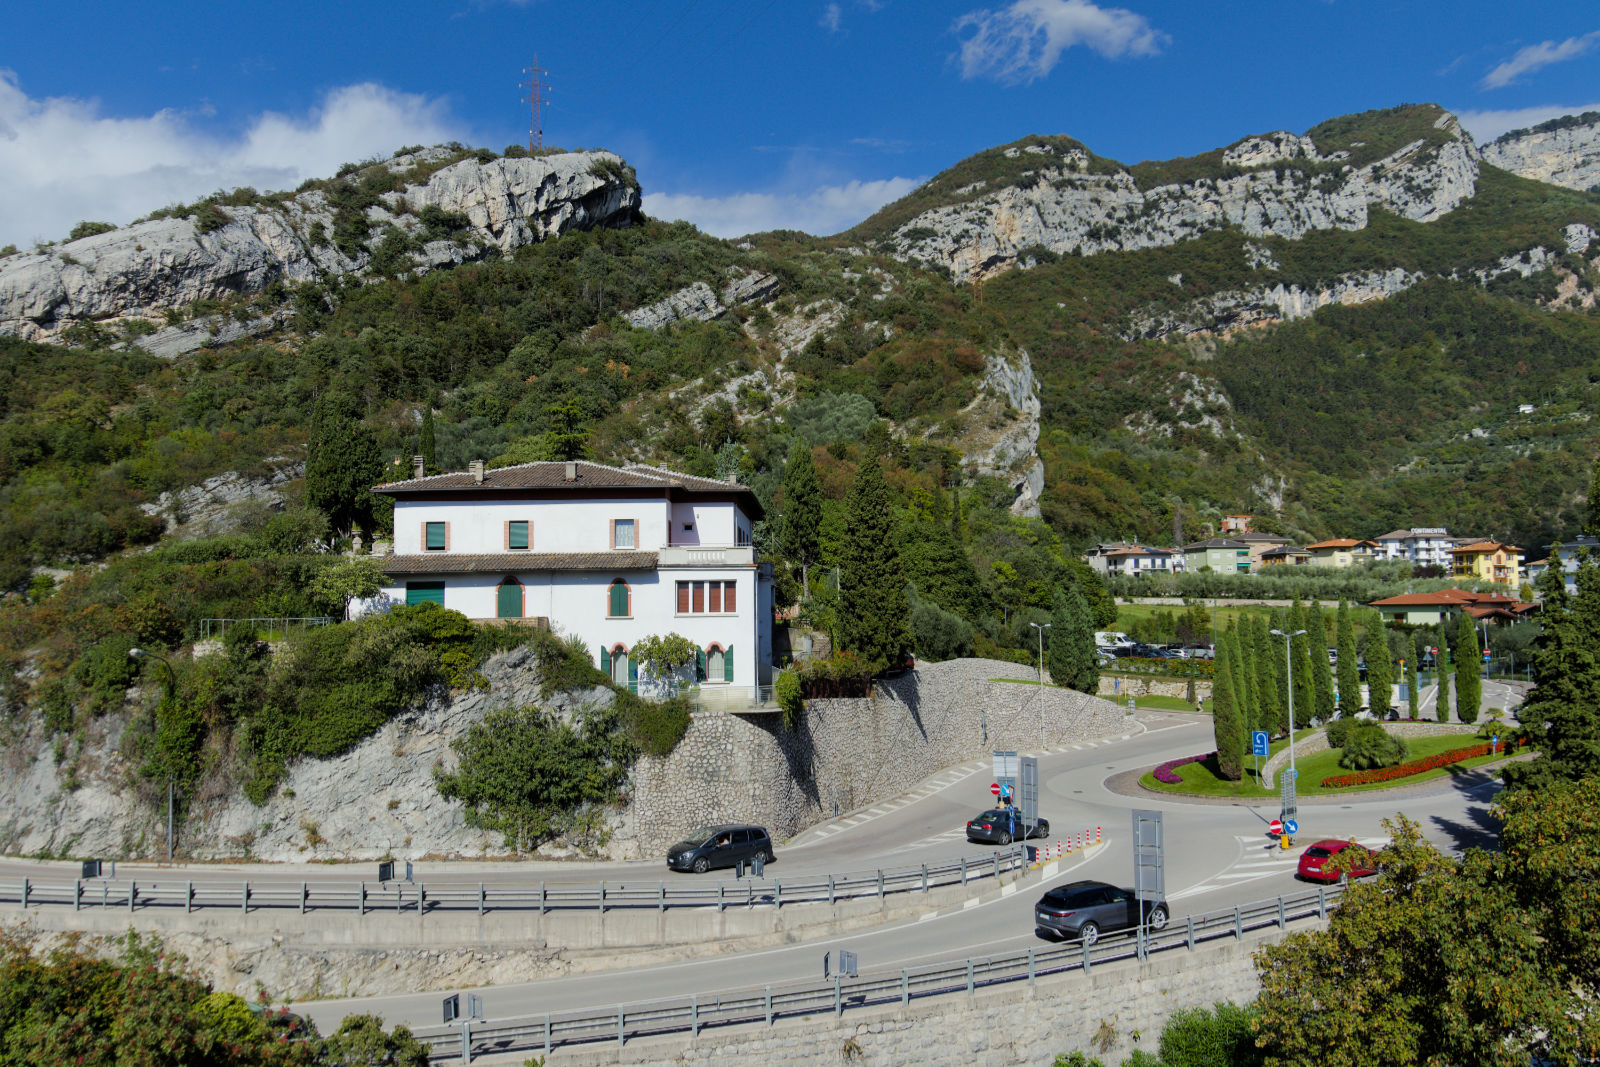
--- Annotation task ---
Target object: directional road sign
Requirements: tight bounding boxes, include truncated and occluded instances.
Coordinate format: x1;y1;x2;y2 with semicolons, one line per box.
1251;730;1269;757
1284;819;1299;835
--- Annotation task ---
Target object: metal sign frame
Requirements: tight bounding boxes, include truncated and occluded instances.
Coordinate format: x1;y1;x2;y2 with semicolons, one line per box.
1280;767;1299;828
1131;809;1164;902
442;994;460;1024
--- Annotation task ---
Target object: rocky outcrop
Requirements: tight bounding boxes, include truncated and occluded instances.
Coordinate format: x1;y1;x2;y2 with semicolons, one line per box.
0;149;641;352
623;270;779;330
139;458;304;534
955;350;1044;517
887;113;1481;284
1484;113;1600;192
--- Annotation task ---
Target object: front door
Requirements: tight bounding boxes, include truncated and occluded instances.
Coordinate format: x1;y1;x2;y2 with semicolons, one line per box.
496;579;522;618
610;648;630;687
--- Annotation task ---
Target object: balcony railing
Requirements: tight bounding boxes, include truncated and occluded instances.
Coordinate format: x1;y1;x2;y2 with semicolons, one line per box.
658;545;756;567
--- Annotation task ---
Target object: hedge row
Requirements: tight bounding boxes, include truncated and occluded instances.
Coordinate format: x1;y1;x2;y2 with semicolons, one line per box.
1319;737;1525;788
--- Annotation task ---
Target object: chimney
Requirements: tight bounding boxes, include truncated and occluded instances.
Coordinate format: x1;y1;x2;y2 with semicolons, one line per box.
565;461;577;482
412;455;424;480
469;460;484;484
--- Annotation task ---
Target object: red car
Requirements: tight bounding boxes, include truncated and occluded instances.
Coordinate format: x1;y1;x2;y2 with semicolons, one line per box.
1297;839;1377;883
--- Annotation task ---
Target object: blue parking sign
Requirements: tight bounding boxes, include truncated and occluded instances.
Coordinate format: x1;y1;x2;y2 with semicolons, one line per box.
1251;730;1269;757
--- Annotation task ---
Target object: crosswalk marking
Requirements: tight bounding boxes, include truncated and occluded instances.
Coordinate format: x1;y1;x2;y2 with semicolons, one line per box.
1172;834;1388;900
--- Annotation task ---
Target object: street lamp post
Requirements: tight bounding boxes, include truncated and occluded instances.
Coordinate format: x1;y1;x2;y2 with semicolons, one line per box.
1269;629;1308;781
1030;622;1052;752
129;648;177;863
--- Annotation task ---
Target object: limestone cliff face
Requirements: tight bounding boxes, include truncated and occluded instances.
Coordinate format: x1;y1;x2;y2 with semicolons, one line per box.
885;113;1481;284
0;148;640;351
1484;114;1600;192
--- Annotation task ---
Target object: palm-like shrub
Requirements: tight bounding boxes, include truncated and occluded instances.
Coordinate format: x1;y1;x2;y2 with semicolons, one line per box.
1337;722;1408;770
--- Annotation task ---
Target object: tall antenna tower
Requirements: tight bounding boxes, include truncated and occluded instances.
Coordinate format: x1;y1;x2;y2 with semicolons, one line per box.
520;56;545;151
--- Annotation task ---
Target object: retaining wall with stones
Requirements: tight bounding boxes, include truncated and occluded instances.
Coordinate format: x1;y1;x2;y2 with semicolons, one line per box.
613;658;1129;859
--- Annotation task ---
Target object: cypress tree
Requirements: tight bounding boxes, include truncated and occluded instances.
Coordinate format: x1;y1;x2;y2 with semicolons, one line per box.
1437;640;1453;723
1454;611;1482;725
304;391;383;539
1587;454;1600;537
838;456;908;671
1336;601;1361;715
1048;584;1100;693
1503;559;1600;791
1271;609;1291;733
903;487;983;621
419;407;437;473
1235;614;1259;731
1366;613;1395;716
1290;600;1317;729
1307;602;1336;724
780;440;822;598
1253;614;1280;735
1212;631;1243;781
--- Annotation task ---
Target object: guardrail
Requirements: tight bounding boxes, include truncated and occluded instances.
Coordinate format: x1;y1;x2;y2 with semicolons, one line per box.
407;884;1346;1062
0;847;1028;918
199;616;334;640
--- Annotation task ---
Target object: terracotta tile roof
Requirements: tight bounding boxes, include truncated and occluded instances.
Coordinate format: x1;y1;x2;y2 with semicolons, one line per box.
381;551;659;575
373;460;764;517
1306;538;1370;549
1370;588;1516;608
1447;541;1522;555
1181;538;1250;550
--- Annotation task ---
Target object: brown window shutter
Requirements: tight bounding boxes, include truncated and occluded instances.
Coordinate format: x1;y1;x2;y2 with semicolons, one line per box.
677;582;689;614
724;581;737;613
709;583;722;613
692;582;704;613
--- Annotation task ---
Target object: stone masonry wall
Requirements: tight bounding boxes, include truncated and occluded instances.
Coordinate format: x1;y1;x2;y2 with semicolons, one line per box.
613;658;1129;859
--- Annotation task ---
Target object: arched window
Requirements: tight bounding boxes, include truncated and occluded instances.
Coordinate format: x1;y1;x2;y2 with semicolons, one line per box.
601;644;635;690
702;643;734;684
496;576;523;619
607;579;631;618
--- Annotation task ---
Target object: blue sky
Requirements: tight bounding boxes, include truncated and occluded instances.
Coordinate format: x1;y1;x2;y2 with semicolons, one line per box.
2;1;1598;247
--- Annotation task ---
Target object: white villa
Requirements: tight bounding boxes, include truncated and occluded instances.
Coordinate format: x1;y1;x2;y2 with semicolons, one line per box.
366;459;775;697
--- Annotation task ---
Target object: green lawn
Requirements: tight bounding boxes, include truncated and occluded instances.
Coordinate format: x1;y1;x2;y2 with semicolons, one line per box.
1140;731;1505;798
990;678;1197;712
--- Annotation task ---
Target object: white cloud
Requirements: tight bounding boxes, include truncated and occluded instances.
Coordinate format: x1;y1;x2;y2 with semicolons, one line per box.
1481;31;1600;89
821;3;842;32
0;72;469;248
955;0;1167;84
644;176;924;238
1456;102;1600;143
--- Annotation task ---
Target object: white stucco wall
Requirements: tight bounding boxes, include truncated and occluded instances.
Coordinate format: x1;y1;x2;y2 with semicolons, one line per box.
393;497;690;554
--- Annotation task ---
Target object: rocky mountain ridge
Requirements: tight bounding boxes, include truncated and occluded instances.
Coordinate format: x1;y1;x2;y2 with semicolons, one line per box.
874;110;1481;284
1484;112;1600;193
0;148;640;354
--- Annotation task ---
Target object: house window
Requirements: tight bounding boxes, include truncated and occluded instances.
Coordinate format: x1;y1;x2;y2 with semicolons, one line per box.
607;579;631;618
736;525;750;546
612;519;636;550
496;577;523;619
701;643;734;684
675;580;738;614
405;581;445;606
507;520;530;550
424;522;448;551
600;645;636;691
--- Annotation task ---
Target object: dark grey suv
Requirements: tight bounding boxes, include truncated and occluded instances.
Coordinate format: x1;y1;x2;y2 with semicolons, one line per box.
666;824;774;873
1033;880;1169;944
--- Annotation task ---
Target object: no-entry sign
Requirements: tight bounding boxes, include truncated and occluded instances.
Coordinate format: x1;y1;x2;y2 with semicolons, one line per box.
989;782;1001;796
1269;819;1284;835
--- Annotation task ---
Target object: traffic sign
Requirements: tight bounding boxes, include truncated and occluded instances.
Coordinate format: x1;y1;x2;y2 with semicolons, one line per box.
1001;782;1012;797
990;782;1001;796
1251;730;1269;757
1269;819;1284;835
1284;819;1298;835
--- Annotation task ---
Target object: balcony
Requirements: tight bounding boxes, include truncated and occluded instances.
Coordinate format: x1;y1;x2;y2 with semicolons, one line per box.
658;544;756;567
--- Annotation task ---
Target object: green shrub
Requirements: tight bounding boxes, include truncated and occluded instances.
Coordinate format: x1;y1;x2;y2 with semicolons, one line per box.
1158;1000;1264;1067
910;598;975;661
193;203;232;234
1326;716;1357;748
775;670;804;729
68;221;116;241
1337;722;1408;770
618;691;691;757
72;633;142;715
786;391;878;445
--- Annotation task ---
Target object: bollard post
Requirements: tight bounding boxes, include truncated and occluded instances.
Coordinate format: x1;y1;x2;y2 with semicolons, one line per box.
1083;942;1092;975
1028;947;1036;985
877;869;884;898
902;969;909;1006
1318;886;1326;919
690;995;698;1037
460;1020;471;1064
960;857;968;885
765;985;772;1025
1186;915;1195;951
658;881;664;912
21;878;28;908
616;1005;624;1047
478;882;484;918
74;879;81;912
993;852;1000;880
774;880;782;908
300;882;307;915
599;881;605;914
1234;905;1243;940
359;881;366;916
828;874;834;905
921;864;928;893
187;881;193;914
418;883;425;916
129;881;136;912
834;975;842;1016
544;1014;552;1056
1278;896;1286;930
242;880;249;914
103;881;108;909
538;882;546;914
718;883;724;912
966;959;974;995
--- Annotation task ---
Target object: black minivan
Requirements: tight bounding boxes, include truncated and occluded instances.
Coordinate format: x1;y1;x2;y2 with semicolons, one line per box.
666;824;775;873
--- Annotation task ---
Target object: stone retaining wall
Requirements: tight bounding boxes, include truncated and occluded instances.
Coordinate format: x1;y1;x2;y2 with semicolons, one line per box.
1262;722;1479;787
614;659;1129;859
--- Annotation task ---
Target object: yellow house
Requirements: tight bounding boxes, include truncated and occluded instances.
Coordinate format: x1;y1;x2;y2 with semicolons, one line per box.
1448;541;1522;586
1305;538;1377;568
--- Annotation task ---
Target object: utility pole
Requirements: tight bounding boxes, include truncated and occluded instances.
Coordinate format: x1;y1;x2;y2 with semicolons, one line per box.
520;56;545;151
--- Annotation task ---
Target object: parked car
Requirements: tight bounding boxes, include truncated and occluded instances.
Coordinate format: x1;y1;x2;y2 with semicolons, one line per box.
966;807;1050;845
666;824;774;873
1297;839;1377;883
1034;880;1169;944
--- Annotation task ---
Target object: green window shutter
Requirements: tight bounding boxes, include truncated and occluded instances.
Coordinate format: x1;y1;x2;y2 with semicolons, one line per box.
601;647;611;675
628;658;638;684
508;521;529;549
697;649;708;681
425;523;446;550
405;581;445;606
497;581;522;618
609;582;628;617
724;645;734;683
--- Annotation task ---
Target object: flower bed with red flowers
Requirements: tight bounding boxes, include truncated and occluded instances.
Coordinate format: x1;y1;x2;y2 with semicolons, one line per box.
1154;752;1213;784
1320;737;1526;788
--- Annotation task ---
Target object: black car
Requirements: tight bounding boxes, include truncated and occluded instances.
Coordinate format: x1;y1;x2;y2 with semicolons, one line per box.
666;824;774;873
1033;879;1169;944
965;808;1050;845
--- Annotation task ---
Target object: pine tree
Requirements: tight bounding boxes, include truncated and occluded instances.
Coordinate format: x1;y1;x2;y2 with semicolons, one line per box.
1048;584;1100;694
1212;631;1243;780
780;440;822;598
1307;602;1336;724
1437;640;1453;723
1365;614;1395;715
1336;601;1361;715
1503;559;1600;791
419;407;437;474
1454;611;1482;725
304;392;383;539
838;456;908;671
1253;614;1280;734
